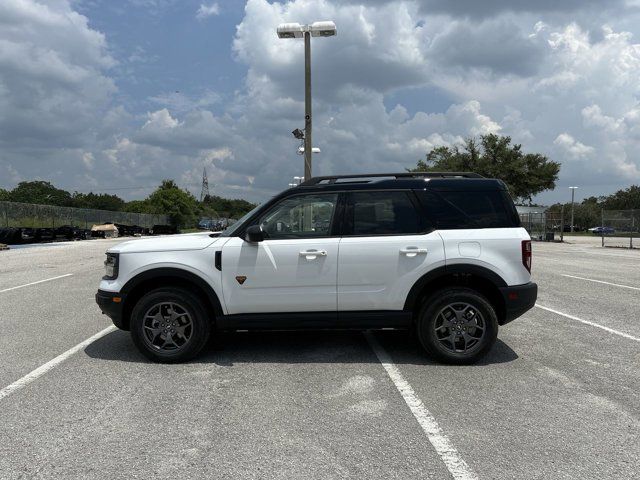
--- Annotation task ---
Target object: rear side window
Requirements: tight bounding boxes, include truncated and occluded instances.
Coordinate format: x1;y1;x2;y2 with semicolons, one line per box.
345;191;425;235
416;190;519;229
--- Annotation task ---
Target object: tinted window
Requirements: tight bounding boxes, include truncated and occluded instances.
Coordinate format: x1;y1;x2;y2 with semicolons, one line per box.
258;193;338;239
347;191;424;235
416;190;518;229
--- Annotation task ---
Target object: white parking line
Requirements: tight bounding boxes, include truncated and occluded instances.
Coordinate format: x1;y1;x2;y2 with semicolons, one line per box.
0;273;73;293
0;326;116;401
365;332;477;480
560;274;640;291
535;304;640;343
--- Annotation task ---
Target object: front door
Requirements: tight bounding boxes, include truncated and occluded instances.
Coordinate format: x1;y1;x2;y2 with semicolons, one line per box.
222;193;340;314
337;190;446;311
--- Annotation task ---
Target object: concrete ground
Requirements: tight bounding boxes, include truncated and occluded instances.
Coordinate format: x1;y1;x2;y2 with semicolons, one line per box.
0;238;638;479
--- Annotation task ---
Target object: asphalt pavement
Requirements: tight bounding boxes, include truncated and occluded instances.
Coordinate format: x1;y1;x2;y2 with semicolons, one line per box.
0;237;638;479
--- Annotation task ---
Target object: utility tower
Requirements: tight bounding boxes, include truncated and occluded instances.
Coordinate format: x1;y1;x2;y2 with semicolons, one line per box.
200;167;210;202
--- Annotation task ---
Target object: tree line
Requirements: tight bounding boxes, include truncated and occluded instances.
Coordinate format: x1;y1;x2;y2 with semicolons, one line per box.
0;180;256;228
546;186;640;229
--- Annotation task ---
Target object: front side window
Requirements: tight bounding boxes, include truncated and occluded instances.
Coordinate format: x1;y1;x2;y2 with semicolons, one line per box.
345;191;424;235
257;193;338;239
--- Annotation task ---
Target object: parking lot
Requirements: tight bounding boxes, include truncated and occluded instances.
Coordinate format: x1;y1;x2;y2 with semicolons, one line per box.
0;237;638;479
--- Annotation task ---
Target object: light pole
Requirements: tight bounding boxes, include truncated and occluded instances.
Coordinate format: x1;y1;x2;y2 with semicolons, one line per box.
277;21;337;181
569;186;578;233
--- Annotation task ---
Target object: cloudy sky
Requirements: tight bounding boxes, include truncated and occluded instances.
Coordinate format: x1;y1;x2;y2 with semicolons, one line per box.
1;0;640;204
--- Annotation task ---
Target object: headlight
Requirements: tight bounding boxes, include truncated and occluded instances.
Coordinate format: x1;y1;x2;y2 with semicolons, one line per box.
103;253;119;280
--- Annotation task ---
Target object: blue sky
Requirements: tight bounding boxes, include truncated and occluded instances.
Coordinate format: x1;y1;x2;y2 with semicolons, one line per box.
77;1;245;118
1;0;640;205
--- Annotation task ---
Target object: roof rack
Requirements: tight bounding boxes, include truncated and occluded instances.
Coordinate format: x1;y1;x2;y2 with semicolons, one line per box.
299;172;483;186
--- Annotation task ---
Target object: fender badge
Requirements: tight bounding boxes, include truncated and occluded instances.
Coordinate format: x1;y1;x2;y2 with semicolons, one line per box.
236;276;247;285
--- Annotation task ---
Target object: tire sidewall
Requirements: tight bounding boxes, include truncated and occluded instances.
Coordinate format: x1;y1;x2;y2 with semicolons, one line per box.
130;288;211;363
417;288;498;365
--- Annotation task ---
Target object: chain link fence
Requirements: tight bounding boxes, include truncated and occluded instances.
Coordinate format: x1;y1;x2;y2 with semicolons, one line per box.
519;210;563;241
0;201;168;230
601;209;639;249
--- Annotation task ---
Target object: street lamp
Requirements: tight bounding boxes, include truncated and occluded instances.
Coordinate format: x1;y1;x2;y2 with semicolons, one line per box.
569;186;578;233
277;21;337;181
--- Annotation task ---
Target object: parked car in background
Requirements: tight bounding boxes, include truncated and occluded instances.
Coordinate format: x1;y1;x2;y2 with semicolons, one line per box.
198;218;228;231
588;226;615;235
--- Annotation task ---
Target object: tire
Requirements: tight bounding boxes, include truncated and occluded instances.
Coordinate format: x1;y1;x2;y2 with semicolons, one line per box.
130;288;211;363
416;288;498;365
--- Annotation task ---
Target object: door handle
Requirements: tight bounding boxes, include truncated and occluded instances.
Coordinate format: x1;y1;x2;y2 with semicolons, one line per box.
300;249;327;259
400;247;428;257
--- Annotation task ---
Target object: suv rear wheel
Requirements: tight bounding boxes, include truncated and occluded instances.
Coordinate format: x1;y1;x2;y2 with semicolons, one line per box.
130;288;211;363
416;288;498;364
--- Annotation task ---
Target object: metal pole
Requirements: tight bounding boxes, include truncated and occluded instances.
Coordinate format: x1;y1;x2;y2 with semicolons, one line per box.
304;31;312;181
631;210;634;249
560;205;564;242
570;188;575;233
601;209;604;247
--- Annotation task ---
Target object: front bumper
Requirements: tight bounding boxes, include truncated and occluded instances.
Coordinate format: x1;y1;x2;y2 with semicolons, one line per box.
499;282;537;325
96;289;127;330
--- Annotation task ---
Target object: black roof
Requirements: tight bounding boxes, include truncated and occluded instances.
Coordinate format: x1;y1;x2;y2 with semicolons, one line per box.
294;172;506;192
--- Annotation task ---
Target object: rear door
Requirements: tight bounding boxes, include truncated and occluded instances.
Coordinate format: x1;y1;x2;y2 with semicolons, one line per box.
337;190;445;311
222;192;340;314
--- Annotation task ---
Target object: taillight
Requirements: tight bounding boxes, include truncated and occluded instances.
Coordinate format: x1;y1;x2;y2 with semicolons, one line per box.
522;240;532;273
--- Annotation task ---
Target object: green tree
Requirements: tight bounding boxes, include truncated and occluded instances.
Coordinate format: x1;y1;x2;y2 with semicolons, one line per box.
8;181;73;206
409;134;561;203
0;188;8;201
72;192;125;211
201;194;256;219
599;185;640;210
123;199;152;214
146;180;198;228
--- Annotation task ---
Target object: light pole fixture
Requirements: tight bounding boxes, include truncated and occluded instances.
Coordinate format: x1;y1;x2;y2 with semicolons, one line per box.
297;146;321;155
277;21;337;181
569;186;578;233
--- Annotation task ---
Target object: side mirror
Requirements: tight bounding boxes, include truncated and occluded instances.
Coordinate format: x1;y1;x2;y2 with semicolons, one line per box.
245;225;264;243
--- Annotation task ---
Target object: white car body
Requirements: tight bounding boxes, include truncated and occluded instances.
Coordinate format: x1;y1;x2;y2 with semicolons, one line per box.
99;228;532;316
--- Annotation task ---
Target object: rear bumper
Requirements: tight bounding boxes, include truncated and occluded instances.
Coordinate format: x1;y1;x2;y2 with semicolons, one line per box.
499;282;537;325
95;289;127;330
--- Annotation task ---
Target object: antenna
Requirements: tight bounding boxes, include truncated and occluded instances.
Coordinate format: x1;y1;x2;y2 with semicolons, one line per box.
200;167;210;201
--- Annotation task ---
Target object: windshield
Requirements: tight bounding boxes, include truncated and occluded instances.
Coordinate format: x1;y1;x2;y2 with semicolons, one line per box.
219;204;263;237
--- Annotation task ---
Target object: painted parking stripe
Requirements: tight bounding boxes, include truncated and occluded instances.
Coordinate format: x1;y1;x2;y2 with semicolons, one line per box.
0;274;73;293
560;274;640;291
0;326;116;401
365;332;478;480
535;304;640;343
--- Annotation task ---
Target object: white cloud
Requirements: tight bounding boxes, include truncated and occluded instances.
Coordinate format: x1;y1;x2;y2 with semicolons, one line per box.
553;133;594;160
196;2;220;20
3;0;640;204
0;0;115;150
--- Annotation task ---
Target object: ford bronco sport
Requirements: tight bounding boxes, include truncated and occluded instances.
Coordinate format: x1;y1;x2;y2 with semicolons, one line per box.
96;172;537;364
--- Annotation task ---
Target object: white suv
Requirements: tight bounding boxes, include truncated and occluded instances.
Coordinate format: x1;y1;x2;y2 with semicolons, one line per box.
96;173;537;364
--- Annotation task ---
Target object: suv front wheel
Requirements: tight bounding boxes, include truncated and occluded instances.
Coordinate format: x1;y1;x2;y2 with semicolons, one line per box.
416;288;498;365
130;288;211;363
